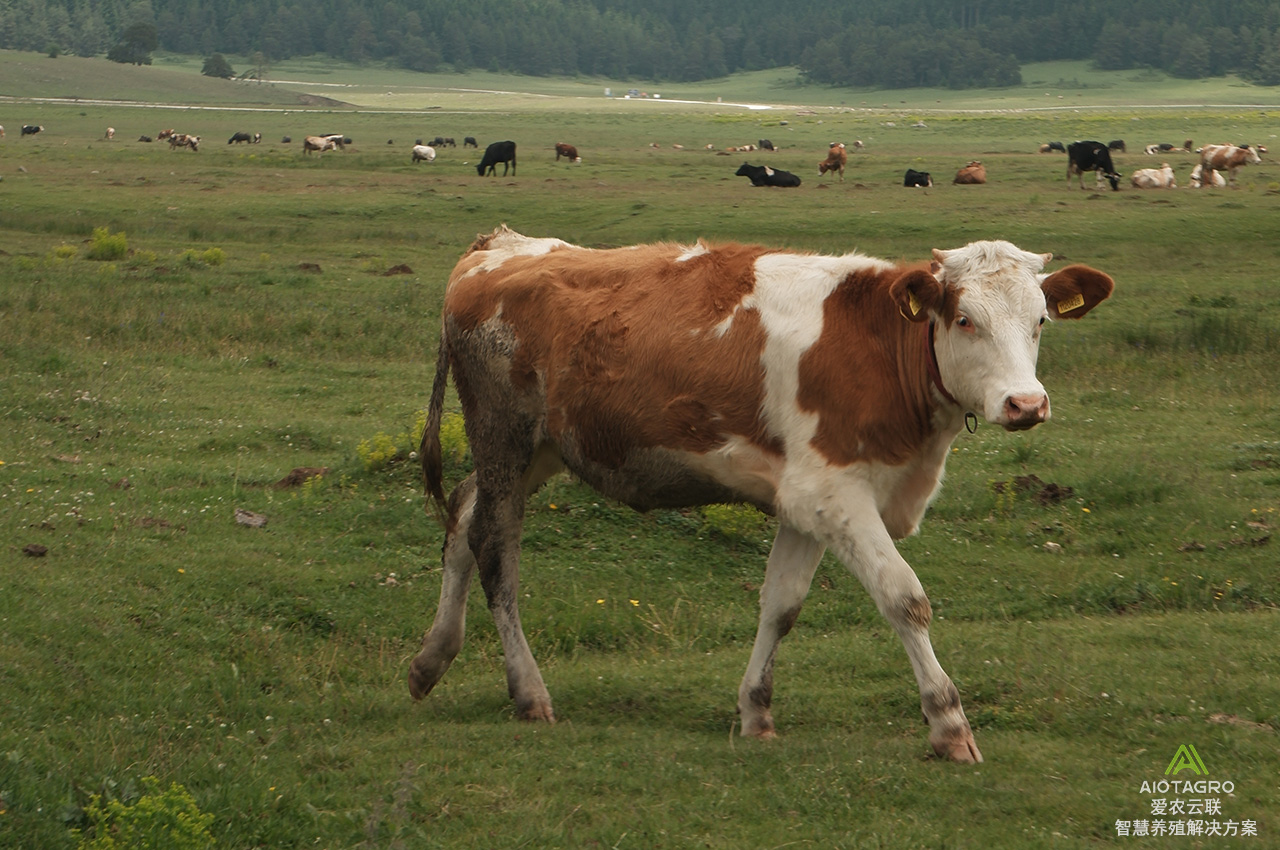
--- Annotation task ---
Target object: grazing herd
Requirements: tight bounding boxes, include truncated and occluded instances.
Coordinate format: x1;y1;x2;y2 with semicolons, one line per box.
1050;138;1266;191
4;122;1267;191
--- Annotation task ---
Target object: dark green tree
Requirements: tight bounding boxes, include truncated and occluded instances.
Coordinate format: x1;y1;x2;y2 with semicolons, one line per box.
106;22;156;65
201;52;234;78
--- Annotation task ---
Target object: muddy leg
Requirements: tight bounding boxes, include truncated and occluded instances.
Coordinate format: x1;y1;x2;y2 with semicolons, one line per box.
409;475;478;700
737;523;826;737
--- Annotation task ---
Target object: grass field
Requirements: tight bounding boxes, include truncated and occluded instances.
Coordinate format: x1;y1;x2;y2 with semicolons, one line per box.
1;51;1279;849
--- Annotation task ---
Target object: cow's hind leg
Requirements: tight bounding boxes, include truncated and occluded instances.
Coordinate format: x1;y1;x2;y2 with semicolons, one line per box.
472;443;564;721
470;484;554;720
409;474;478;701
738;523;826;737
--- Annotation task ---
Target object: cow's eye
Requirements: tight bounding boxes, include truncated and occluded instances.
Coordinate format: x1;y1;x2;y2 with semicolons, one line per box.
1039;316;1047;326
956;316;974;331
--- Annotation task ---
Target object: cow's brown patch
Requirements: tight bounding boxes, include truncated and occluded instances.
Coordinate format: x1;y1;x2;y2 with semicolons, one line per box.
800;265;946;465
445;240;783;468
901;594;933;630
922;680;963;718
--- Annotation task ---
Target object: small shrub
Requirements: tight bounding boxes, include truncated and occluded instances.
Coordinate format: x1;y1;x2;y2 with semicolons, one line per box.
201;247;226;266
86;228;128;261
128;249;159;266
700;503;766;539
357;432;400;472
438;412;469;463
53;244;78;259
75;776;215;850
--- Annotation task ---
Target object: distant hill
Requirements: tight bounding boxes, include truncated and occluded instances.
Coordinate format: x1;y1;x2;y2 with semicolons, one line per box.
3;0;1280;90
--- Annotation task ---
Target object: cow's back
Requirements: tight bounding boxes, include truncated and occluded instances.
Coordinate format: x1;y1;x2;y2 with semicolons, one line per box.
444;232;787;507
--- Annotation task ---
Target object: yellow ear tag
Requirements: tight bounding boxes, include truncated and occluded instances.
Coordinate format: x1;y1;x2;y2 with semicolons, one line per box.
1057;292;1085;314
908;291;922;316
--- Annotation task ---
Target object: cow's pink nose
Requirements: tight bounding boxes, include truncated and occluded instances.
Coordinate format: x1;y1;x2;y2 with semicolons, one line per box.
1004;394;1049;429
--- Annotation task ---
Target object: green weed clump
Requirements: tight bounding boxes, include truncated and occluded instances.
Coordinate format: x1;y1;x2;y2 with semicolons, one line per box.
357;432;401;471
177;248;226;267
86;227;128;260
358;410;464;474
438;412;468;463
701;503;767;539
75;776;215;850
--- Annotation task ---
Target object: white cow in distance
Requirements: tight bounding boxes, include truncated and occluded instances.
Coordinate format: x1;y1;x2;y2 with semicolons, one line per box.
1131;163;1176;188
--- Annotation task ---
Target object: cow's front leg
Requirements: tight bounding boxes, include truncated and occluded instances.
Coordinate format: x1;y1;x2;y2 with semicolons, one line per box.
815;495;982;763
738;523;826;737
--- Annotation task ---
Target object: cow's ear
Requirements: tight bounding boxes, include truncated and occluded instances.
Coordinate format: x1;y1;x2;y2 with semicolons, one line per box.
890;268;945;323
1042;265;1115;320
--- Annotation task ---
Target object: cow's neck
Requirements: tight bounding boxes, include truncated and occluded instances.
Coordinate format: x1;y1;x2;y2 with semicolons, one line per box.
923;320;961;408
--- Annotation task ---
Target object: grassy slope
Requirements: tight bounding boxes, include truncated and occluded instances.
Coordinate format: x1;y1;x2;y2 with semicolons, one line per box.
1;49;1278;850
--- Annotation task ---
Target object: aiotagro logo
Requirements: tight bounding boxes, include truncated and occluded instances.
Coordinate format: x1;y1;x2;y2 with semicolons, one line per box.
1114;744;1259;839
1165;743;1208;776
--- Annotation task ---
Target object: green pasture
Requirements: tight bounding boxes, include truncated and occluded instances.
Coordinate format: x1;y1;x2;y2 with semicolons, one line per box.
1;61;1279;848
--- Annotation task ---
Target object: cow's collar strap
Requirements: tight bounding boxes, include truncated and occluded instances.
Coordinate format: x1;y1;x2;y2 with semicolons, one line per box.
925;321;978;433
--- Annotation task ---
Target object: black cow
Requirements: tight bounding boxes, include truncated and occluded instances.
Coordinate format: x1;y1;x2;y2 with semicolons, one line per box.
21;124;43;137
1067;141;1121;191
903;168;933;188
735;162;801;187
464;136;478;148
1047;141;1066;153
282;136;292;144
138;135;153;143
477;140;517;176
228;132;253;144
758;139;775;151
1108;139;1126;152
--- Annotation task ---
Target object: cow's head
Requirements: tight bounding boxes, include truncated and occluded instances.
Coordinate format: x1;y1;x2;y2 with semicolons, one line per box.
892;242;1113;431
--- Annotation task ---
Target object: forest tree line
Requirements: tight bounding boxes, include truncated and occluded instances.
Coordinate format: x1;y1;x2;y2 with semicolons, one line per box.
3;0;1280;88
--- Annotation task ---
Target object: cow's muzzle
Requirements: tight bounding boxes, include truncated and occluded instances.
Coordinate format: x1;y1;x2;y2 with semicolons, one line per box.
1002;393;1050;431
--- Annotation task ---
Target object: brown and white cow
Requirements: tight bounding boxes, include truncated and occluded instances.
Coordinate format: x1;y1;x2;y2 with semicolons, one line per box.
1130;162;1176;189
1195;144;1262;187
167;133;199;152
303;135;340;155
411;226;1114;762
818;143;847;181
1189;163;1226;188
953;161;986;184
554;142;580;162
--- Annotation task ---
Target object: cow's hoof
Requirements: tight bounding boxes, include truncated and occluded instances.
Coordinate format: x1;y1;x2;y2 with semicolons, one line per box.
407;654;451;701
516;700;556;723
739;713;776;739
931;730;983;763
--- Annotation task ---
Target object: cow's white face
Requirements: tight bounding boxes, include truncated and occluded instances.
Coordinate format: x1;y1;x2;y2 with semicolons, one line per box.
930;242;1053;431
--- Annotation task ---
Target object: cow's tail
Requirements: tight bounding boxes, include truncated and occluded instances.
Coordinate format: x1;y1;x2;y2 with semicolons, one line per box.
420;322;451;524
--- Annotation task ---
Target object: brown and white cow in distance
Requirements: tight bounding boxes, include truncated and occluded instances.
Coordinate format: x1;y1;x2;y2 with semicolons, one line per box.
953;161;986;184
303;135;340;155
1130;162;1176;189
1195;144;1262;187
818;143;847;181
411;226;1114;762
